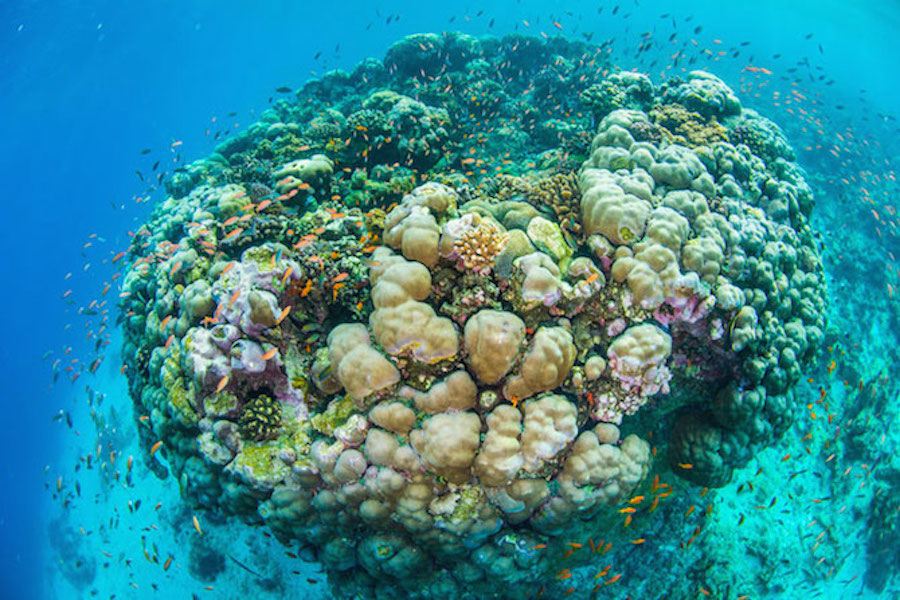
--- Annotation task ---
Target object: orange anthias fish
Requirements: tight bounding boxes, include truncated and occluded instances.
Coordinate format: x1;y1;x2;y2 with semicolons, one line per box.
192;515;203;534
300;279;313;297
223;227;243;240
227;290;241;308
275;306;291;325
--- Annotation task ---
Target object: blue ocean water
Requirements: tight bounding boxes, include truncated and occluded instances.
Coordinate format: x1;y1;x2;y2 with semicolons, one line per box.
1;1;897;598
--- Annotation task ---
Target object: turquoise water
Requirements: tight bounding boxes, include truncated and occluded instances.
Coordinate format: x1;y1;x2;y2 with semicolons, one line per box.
2;1;898;598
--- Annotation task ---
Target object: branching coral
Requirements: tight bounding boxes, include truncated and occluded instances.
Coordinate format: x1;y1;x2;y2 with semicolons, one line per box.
528;173;582;239
452;215;509;274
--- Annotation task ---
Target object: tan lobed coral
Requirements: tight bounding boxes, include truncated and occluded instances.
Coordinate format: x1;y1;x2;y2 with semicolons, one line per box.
463;310;526;385
368;248;459;364
326;323;400;406
411;411;482;484
503;326;577;403
382;182;458;267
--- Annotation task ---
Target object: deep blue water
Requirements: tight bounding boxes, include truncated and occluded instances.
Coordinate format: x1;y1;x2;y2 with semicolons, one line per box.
1;1;898;599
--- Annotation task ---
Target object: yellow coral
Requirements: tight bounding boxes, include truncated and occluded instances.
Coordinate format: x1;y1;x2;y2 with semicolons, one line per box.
528;173;582;239
365;208;387;240
650;103;728;148
453;216;509;273
494;174;533;200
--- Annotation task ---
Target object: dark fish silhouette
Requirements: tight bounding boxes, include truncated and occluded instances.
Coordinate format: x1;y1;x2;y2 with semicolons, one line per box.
229;554;263;578
275;86;292;93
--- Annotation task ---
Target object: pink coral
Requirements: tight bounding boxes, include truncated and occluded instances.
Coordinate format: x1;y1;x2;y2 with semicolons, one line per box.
607;353;672;398
591;392;646;425
652;274;714;326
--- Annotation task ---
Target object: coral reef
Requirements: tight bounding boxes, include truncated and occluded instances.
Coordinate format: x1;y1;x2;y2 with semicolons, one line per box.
119;32;826;600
